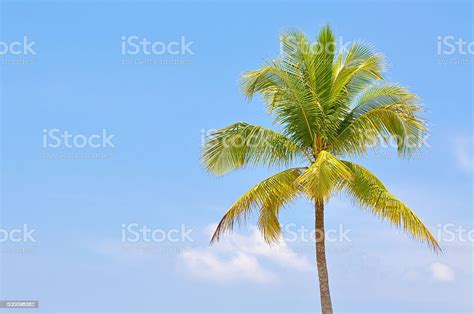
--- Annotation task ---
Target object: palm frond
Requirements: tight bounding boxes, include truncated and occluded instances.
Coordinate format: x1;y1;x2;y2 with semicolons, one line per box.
202;122;308;175
297;151;352;201
329;42;385;124
210;168;303;243
342;161;440;251
313;24;336;110
241;27;337;148
241;62;321;147
330;84;426;156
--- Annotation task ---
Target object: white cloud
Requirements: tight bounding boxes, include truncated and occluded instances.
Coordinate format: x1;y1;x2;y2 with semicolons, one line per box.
180;224;312;284
453;136;473;173
182;249;276;283
430;262;455;282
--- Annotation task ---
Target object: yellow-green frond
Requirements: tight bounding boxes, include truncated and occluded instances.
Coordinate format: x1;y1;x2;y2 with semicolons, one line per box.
202;122;306;175
296;151;352;201
342;161;440;251
257;201;283;244
332;41;385;101
210;168;303;243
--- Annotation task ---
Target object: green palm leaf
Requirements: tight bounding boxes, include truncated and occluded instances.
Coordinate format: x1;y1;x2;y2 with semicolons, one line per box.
210;167;303;243
332;84;426;156
202;122;308;175
296;150;352;200
342;161;440;250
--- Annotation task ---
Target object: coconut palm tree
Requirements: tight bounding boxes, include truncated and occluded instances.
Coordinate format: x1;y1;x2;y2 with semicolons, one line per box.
201;25;440;314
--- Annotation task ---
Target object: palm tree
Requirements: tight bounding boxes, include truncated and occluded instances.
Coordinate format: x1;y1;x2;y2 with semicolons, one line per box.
202;25;440;314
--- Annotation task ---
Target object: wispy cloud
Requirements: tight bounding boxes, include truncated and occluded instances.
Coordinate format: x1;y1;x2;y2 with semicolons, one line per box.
180;224;312;284
182;249;276;283
453;136;473;173
430;262;455;282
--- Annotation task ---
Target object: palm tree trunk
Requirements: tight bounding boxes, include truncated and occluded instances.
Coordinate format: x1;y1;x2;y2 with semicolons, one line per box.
315;199;333;314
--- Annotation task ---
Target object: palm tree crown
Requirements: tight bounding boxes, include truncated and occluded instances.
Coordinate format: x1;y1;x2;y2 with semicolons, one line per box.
203;25;439;251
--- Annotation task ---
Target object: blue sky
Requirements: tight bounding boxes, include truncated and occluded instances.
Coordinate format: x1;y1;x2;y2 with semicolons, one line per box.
0;0;472;313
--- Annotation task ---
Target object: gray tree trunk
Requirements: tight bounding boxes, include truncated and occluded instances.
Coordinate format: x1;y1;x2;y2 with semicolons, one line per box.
315;199;333;314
